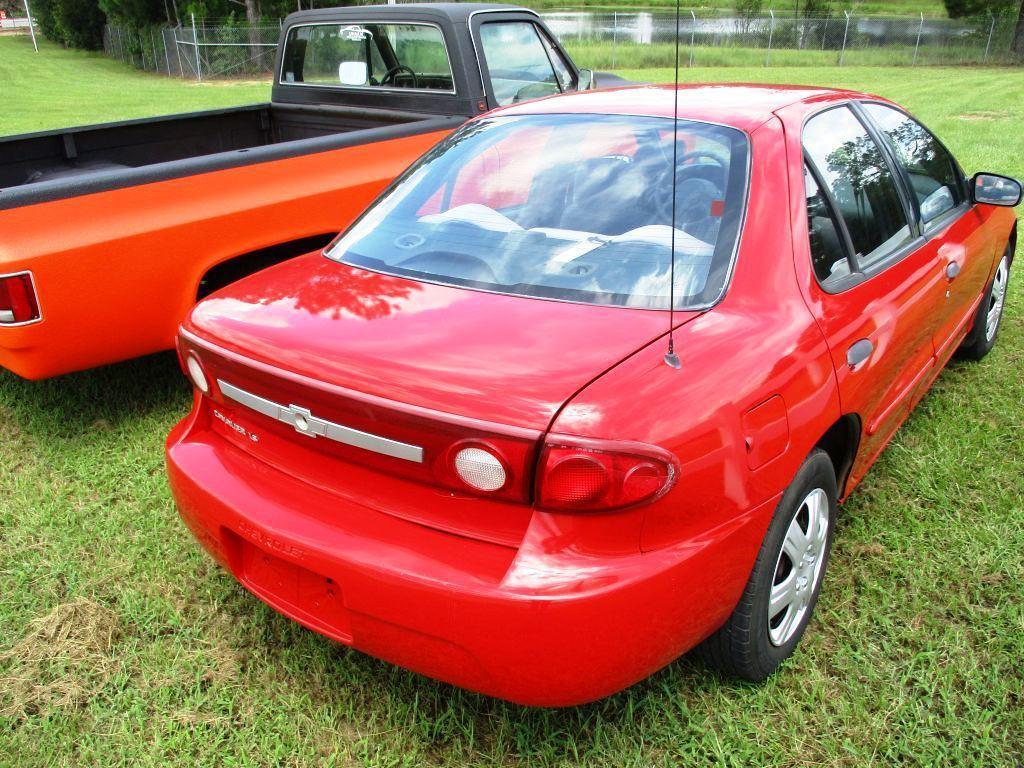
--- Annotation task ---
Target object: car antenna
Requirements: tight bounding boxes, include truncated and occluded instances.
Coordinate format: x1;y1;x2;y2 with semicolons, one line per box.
663;0;683;370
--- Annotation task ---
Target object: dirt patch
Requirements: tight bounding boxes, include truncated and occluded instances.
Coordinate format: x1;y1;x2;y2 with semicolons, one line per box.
955;111;1008;121
0;597;122;721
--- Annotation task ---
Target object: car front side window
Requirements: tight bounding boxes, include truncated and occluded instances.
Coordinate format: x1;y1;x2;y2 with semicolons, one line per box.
862;103;964;226
803;106;912;272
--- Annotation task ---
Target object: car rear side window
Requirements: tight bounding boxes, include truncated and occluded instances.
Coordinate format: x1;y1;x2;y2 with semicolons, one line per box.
862;103;963;226
803;106;912;270
805;164;852;289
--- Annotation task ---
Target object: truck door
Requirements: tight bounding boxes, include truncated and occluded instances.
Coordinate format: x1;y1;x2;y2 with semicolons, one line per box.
470;12;579;108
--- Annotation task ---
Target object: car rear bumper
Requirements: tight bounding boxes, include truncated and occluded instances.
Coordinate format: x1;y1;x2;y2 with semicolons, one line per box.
166;409;778;707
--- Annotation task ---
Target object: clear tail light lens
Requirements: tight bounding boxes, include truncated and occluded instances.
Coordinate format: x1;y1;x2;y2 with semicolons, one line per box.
186;355;210;394
0;273;40;325
453;446;508;492
537;437;678;512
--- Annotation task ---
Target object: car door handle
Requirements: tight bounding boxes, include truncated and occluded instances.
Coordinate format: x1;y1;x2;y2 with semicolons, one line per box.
847;339;874;369
946;260;962;280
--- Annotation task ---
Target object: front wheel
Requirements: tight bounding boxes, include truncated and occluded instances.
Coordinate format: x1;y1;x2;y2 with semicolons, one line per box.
959;248;1011;361
694;449;836;681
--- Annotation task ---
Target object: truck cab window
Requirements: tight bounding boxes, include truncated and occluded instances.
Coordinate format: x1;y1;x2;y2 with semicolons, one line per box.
281;23;455;93
480;22;563;106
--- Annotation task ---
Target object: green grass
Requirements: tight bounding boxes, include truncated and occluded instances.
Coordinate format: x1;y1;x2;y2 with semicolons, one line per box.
2;33;1024;768
0;36;269;135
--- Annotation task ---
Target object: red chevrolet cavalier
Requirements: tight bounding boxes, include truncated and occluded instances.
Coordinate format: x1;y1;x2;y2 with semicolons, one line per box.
166;84;1020;706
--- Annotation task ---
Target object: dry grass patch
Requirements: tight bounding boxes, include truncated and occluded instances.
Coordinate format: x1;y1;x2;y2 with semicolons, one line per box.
0;598;121;721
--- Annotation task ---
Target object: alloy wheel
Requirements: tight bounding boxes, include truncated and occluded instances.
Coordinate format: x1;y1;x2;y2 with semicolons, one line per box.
767;487;830;647
985;255;1009;344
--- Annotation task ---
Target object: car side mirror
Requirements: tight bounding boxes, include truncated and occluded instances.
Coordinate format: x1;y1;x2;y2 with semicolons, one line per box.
971;173;1022;207
577;69;595;92
338;61;368;87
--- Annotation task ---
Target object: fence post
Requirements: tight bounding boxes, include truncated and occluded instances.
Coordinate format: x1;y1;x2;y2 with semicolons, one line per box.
821;15;829;50
839;10;850;65
161;28;171;74
611;11;617;69
22;0;39;52
689;10;696;66
766;9;775;66
192;13;202;81
984;14;995;62
912;12;924;65
174;26;185;77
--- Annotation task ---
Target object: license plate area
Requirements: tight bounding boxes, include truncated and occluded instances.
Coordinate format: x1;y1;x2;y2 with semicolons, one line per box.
235;535;353;643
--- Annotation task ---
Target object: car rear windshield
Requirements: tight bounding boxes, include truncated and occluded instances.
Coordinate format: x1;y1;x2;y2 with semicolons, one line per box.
327;114;749;309
280;23;454;92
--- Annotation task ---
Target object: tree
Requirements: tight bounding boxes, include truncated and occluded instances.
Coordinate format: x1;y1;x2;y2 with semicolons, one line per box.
943;0;1016;16
944;0;1024;55
1015;0;1024;54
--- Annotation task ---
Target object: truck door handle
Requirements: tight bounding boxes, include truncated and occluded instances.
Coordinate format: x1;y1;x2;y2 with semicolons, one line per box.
946;260;961;279
847;339;874;369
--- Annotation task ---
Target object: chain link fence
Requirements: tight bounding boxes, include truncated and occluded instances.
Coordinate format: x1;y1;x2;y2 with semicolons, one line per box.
547;10;1021;69
103;9;1021;80
103;18;280;79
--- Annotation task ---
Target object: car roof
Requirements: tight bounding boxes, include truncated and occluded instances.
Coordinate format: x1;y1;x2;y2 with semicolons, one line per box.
284;3;531;25
495;84;880;132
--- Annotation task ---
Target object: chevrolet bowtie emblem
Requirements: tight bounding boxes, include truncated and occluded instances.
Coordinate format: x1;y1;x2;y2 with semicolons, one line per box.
217;379;424;463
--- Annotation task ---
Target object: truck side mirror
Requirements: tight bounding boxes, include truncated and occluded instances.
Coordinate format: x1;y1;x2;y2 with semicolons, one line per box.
338;61;368;86
971;173;1022;207
577;69;595;92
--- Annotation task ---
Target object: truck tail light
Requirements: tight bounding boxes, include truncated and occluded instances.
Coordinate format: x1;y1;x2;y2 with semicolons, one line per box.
0;273;40;325
536;437;678;512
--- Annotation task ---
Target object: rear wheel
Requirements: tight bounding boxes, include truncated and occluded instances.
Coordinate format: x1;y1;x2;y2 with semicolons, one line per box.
959;248;1010;361
694;449;836;681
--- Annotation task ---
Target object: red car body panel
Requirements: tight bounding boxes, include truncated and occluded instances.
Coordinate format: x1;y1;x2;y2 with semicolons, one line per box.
184;256;697;430
166;84;1017;706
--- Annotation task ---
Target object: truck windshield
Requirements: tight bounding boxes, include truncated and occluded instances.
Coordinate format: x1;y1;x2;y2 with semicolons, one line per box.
327;114;749;310
281;23;455;93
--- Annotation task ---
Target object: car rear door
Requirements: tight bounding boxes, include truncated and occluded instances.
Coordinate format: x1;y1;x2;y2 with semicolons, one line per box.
795;104;946;484
858;102;995;368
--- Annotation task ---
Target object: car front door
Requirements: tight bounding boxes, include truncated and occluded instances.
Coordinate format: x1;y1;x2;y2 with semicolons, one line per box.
859;102;995;368
794;104;946;486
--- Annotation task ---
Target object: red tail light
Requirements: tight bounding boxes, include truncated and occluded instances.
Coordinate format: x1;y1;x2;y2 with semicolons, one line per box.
0;272;41;325
537;437;678;512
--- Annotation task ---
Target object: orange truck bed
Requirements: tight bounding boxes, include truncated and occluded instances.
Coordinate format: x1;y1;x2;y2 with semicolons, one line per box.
0;3;595;379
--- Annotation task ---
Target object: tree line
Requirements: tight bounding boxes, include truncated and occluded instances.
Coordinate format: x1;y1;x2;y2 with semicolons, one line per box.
8;0;1023;55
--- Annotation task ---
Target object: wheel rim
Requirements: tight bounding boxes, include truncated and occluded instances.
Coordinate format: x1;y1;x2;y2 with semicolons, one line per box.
985;255;1009;344
767;487;830;647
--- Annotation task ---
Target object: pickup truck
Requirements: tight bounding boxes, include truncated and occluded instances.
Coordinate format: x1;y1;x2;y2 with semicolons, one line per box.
0;3;601;379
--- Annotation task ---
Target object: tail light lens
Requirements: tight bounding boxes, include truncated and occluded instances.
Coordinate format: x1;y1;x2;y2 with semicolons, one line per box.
0;273;40;325
186;355;210;394
537;437;678;512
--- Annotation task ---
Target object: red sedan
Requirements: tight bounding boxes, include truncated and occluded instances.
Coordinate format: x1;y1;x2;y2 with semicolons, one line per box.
166;84;1020;706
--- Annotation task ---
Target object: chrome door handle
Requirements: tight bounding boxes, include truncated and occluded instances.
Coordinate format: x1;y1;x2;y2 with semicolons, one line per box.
847;338;874;369
946;260;962;279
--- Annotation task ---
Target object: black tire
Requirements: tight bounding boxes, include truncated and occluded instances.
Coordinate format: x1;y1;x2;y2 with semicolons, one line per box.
958;246;1011;361
693;449;837;681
